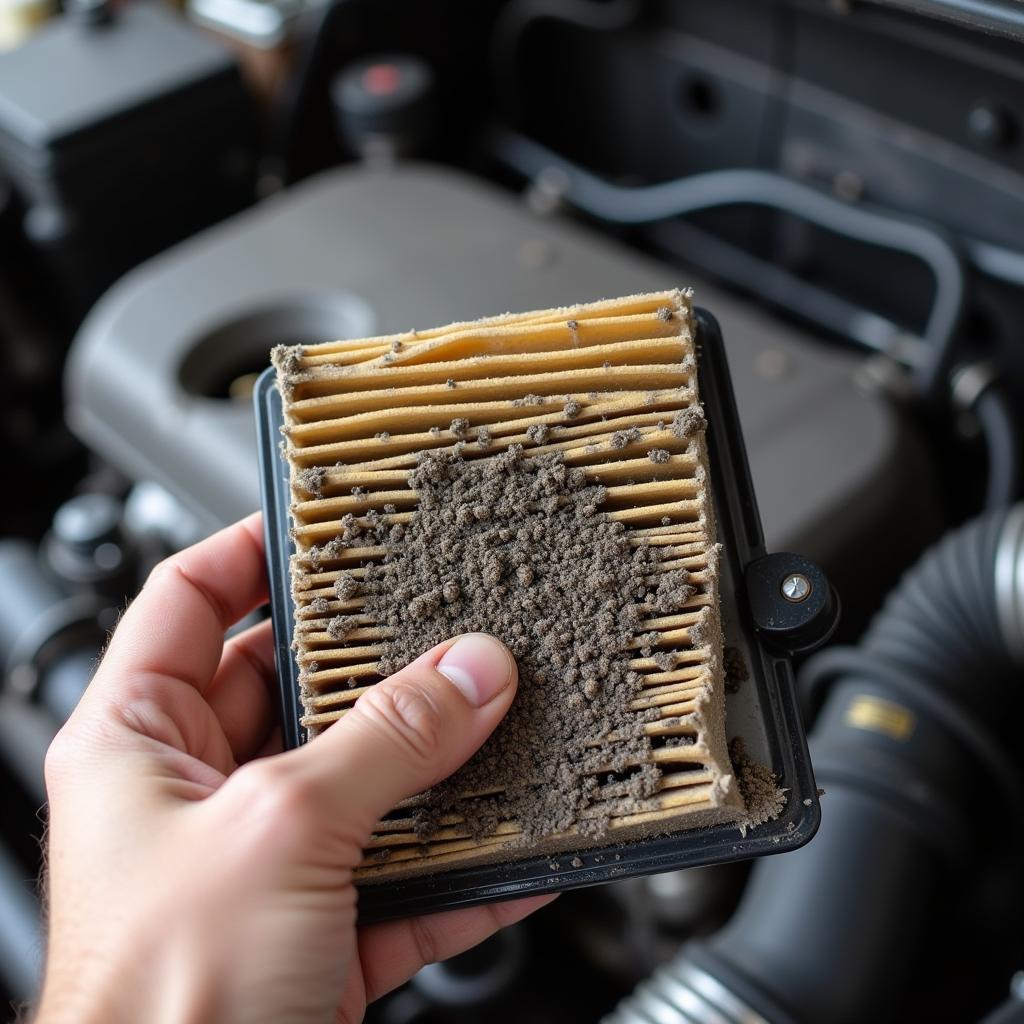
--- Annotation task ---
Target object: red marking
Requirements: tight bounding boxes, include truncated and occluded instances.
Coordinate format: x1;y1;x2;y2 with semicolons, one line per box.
362;63;401;96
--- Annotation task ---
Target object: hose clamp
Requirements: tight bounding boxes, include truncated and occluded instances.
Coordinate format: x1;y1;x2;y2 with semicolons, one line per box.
949;360;999;412
995;504;1024;665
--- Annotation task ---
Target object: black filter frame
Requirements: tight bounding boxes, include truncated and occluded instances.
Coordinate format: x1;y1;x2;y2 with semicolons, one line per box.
255;309;826;923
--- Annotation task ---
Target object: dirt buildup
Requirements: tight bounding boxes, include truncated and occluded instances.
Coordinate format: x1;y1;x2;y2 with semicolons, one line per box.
297;466;326;497
526;423;549;445
672;406;706;439
563;398;582;418
355;448;695;844
610;427;643;449
723;645;749;694
274;344;303;375
730;737;786;836
334;572;360;601
513;394;546;407
375;431;391;442
688;610;709;649
649;571;694;614
450;418;470;438
327;614;359;641
648;449;670;464
476;427;493;449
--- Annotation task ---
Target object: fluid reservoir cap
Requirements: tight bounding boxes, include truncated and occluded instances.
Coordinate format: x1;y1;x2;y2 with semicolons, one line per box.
745;552;840;655
330;53;435;156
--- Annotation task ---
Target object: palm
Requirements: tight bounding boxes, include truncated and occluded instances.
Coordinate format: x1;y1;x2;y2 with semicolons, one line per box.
56;516;553;1024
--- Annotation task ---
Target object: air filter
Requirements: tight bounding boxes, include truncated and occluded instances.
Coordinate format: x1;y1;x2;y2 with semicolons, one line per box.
256;292;834;922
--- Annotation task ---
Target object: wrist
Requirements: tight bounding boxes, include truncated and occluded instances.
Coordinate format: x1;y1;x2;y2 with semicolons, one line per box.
35;970;130;1024
35;933;217;1024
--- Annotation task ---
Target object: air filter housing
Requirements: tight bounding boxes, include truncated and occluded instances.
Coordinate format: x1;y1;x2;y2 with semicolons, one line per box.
256;294;834;921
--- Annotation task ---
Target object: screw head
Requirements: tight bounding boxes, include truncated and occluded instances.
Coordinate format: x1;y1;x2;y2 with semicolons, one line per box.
781;573;812;603
967;101;1016;150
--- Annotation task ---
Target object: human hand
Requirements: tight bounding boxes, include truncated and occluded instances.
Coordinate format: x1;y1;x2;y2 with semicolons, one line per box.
36;513;553;1024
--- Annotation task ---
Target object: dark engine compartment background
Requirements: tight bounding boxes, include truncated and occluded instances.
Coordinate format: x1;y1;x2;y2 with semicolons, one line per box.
0;1;1023;1021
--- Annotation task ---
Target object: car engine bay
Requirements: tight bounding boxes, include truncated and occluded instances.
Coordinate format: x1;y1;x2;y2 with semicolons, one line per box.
0;1;1023;1020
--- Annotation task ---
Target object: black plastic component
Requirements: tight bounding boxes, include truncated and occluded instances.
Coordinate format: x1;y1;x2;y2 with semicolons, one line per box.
801;508;1024;822
331;54;436;158
498;4;1024;415
686;678;970;1024
675;506;1024;1024
746;552;840;655
0;540;102;731
869;0;1024;39
0;2;255;317
491;130;966;401
43;493;137;602
254;309;823;923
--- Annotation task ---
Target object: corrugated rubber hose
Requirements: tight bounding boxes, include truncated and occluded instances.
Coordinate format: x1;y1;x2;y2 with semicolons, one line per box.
603;505;1024;1024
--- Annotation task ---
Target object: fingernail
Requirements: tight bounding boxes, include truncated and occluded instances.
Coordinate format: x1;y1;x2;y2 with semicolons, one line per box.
437;634;514;707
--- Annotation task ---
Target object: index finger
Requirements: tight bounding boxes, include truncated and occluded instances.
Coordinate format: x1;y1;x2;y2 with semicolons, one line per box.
94;513;268;698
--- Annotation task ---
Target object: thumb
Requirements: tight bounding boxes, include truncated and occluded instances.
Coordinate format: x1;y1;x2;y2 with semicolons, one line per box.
283;633;517;838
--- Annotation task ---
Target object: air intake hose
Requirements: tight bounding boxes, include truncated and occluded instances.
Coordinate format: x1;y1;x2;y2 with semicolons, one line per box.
604;505;1024;1024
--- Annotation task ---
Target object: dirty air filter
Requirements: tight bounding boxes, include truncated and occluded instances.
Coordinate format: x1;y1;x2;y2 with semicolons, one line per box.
256;291;833;921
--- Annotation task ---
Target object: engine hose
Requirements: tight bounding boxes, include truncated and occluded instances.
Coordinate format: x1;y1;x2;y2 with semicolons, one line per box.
974;387;1021;509
603;506;1024;1024
490;129;966;401
950;363;1022;510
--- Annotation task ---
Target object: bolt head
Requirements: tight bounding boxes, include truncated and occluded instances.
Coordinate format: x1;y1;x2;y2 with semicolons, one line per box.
781;573;812;603
967;102;1016;150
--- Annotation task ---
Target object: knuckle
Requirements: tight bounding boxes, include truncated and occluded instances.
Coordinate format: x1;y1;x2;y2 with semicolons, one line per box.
144;554;178;589
141;555;192;606
146;553;230;627
43;727;74;790
228;759;319;835
355;681;445;765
